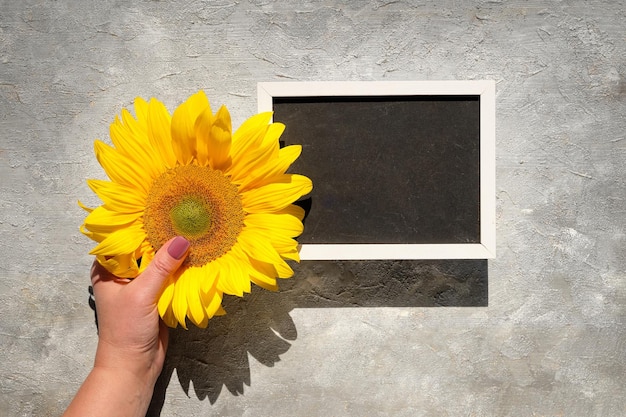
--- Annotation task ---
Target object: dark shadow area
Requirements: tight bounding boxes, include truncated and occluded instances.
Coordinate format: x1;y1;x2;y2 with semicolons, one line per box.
286;259;488;308
146;258;487;415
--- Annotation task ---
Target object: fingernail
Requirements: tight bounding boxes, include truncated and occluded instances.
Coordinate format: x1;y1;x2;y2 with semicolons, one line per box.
167;236;190;260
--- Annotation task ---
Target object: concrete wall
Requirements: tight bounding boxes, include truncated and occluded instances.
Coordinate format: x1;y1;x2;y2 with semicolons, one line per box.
1;1;624;416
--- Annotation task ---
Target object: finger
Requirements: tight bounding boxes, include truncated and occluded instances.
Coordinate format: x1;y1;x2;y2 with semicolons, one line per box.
90;260;127;300
90;260;110;286
133;236;190;301
90;260;119;289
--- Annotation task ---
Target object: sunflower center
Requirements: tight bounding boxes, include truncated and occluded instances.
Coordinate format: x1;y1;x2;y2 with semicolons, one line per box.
144;164;244;266
170;196;212;238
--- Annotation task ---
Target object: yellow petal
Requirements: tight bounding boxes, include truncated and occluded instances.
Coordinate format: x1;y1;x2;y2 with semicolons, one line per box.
244;210;305;237
268;234;300;254
95;253;139;278
172;271;190;329
201;288;223;320
83;206;141;232
194;105;233;170
120;100;150;143
80;224;107;243
228;245;252;295
86;179;146;213
193;107;214;166
158;275;176;318
186;267;208;327
77;200;94;213
138;245;155;274
238;144;301;192
248;258;279;291
228;123;280;183
200;263;219;294
110;116;161;179
132;97;149;128
171;91;210;165
214;252;251;297
147;98;177;169
231;112;272;155
215;257;237;295
197;266;223;319
280;249;300;262
243;214;302;260
280;204;306;221
250;276;278;291
237;229;294;278
207;105;232;171
161;303;178;328
89;223;145;256
94;140;152;194
274;260;294;278
241;174;312;213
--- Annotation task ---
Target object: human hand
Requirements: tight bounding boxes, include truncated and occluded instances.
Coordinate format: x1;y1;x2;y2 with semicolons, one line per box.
64;236;189;417
91;235;189;384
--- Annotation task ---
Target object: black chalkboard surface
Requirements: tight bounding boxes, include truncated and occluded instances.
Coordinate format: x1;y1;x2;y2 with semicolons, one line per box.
258;81;495;260
274;96;480;244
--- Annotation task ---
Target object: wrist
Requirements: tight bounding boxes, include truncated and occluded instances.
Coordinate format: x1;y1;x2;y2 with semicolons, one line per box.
94;339;163;388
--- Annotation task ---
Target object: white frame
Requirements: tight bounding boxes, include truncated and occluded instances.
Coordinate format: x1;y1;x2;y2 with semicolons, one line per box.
258;81;496;260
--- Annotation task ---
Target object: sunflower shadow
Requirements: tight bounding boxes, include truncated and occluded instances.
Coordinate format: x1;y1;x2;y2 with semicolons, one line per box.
147;258;487;415
147;286;296;414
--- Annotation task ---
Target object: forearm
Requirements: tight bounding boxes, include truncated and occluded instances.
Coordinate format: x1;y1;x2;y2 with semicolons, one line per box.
64;335;163;417
63;364;157;417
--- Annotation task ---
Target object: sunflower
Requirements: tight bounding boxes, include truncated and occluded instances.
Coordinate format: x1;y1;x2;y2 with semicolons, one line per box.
80;91;312;328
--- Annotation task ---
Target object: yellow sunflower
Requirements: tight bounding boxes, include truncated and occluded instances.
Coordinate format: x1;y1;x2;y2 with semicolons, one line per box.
80;91;312;328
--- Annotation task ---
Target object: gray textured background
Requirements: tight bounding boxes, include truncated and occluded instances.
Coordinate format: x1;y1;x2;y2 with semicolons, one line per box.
1;1;625;416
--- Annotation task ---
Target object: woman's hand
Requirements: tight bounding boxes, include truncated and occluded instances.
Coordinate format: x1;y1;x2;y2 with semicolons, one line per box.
64;236;189;417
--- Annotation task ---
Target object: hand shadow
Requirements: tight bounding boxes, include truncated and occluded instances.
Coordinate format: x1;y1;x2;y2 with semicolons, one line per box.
145;258;487;416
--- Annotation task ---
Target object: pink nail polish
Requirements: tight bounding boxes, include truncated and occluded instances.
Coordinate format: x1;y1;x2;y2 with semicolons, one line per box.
167;236;190;260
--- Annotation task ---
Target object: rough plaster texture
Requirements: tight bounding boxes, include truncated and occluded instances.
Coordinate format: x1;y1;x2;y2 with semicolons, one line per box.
1;1;625;416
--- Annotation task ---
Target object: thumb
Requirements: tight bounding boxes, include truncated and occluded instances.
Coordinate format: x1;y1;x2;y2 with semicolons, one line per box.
136;236;190;300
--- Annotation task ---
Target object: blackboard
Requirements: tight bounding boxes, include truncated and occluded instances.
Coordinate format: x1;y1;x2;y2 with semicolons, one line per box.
257;81;495;260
